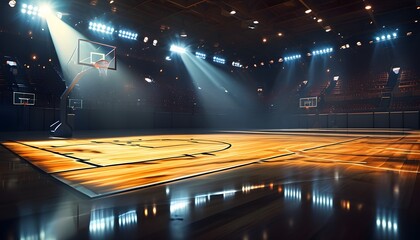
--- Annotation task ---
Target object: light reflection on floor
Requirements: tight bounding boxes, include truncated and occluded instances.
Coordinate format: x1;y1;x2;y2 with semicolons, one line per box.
2;130;420;239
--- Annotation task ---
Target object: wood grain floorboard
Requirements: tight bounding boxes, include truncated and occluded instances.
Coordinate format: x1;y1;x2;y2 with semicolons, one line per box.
2;133;420;197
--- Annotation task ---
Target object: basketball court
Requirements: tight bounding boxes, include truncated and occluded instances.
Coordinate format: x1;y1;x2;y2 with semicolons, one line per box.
3;130;419;198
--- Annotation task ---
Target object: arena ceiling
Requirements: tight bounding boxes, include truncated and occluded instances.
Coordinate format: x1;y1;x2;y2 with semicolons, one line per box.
66;0;417;60
1;0;418;62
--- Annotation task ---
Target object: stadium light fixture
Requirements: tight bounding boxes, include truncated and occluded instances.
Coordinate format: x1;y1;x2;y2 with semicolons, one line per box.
89;22;114;35
170;45;186;54
284;54;301;62
195;52;206;60
21;3;55;18
180;31;187;38
312;47;333;56
118;29;138;40
9;0;16;8
21;4;38;16
232;61;242;68
213;56;226;64
39;4;52;17
376;32;397;42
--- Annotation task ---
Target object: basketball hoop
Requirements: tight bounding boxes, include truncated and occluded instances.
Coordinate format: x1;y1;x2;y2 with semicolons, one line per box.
93;59;110;77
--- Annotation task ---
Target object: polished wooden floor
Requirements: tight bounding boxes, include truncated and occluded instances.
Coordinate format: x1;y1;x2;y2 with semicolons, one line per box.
3;131;420;197
1;129;420;239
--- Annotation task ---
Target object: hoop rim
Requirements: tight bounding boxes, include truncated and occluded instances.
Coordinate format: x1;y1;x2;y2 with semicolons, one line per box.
93;59;110;69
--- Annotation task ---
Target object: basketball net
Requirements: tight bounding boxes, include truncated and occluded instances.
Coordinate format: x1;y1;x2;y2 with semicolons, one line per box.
93;59;110;77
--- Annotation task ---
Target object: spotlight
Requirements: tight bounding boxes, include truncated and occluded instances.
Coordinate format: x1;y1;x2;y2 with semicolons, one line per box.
365;5;372;10
9;0;16;8
170;45;186;54
39;4;52;18
143;37;148;43
230;10;236;15
305;9;312;14
153;39;158;46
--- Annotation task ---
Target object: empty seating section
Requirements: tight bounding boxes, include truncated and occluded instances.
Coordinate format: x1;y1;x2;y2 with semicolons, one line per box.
298;67;420;113
395;70;420;95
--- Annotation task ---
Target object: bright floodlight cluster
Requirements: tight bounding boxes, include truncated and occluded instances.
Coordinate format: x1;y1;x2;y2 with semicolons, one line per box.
213;56;226;64
195;52;206;60
284;54;301;62
376;32;397;42
118;30;138;40
21;3;51;18
170;45;186;54
312;48;334;56
89;22;114;35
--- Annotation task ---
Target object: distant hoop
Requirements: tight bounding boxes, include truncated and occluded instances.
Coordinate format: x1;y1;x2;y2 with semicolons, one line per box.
93;59;110;77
